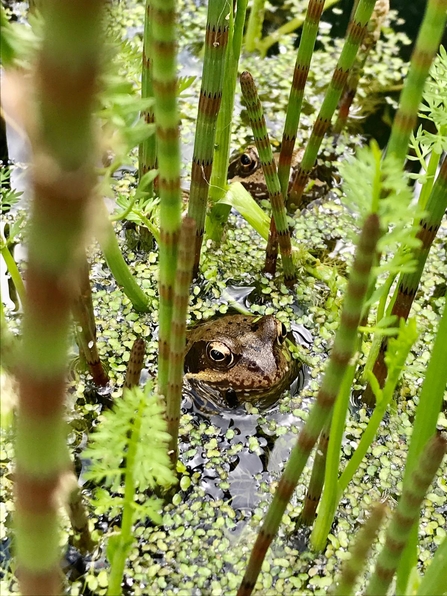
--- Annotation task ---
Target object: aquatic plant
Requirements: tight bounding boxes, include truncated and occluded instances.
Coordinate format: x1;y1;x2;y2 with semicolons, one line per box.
245;0;339;57
288;0;377;209
186;0;230;274
365;433;447;596
207;0;248;240
9;1;105;593
237;212;381;594
82;383;176;594
1;0;446;594
333;0;390;135
239;71;295;284
150;0;183;399
277;0;325;197
363;46;447;405
166;217;196;463
72;256;109;387
139;0;157;186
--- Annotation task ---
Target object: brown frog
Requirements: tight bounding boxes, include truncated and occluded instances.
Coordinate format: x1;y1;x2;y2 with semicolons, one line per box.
227;146;304;201
184;314;302;412
227;146;330;206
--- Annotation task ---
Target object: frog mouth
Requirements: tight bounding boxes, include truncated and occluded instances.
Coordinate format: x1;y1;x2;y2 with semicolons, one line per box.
183;360;302;415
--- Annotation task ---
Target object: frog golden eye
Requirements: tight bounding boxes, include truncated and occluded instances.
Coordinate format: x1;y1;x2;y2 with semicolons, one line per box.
277;321;288;344
206;341;234;366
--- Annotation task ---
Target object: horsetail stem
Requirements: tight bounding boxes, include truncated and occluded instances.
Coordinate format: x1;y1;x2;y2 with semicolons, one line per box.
365;434;447;596
288;0;376;210
151;0;182;398
332;503;388;596
166;217;196;465
139;0;157;189
363;154;447;406
237;213;380;596
264;218;279;276
361;0;447;406
15;1;104;593
240;71;296;286
72;256;109;387
300;417;331;526
187;0;230;276
124;338;146;389
245;0;265;53
207;0;249;242
99;203;150;312
278;0;325;198
334;0;389;135
386;0;447;164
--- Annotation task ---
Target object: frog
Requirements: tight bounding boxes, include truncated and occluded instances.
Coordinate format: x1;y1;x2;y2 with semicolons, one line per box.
227;145;331;207
184;313;302;412
227;146;304;202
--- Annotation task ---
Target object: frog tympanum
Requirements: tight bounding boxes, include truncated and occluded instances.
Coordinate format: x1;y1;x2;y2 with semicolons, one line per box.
184;314;302;413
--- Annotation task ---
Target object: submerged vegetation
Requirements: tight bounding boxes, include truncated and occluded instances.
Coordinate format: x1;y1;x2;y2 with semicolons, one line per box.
1;0;446;595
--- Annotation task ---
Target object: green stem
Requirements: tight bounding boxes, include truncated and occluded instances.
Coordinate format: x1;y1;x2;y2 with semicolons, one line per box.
240;71;296;285
187;0;230;275
333;503;388;596
124;338;146;389
245;0;265;53
72;256;109;387
333;0;389;134
237;214;380;596
98;202;149;313
107;394;145;594
386;0;447;164
300;417;331;526
338;320;418;498
278;0;326;198
365;434;447;596
207;0;248;243
151;0;185;397
139;0;157;188
256;0;340;57
166;217;195;465
310;355;357;549
363;153;447;406
15;1;104;593
288;0;377;210
396;293;447;593
416;535;447;596
0;243;26;305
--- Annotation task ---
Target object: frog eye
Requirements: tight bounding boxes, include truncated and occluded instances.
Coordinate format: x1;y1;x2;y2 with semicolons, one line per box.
206;341;234;367
239;151;258;175
277;321;288;344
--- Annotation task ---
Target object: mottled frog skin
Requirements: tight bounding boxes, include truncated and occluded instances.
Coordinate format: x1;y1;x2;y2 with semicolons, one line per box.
184;314;301;412
227;146;304;201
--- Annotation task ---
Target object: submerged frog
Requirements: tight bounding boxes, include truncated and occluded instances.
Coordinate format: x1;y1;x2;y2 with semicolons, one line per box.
184;314;302;412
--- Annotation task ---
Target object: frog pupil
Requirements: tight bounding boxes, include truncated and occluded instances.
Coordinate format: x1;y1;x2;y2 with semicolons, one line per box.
240;153;251;166
210;348;225;361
